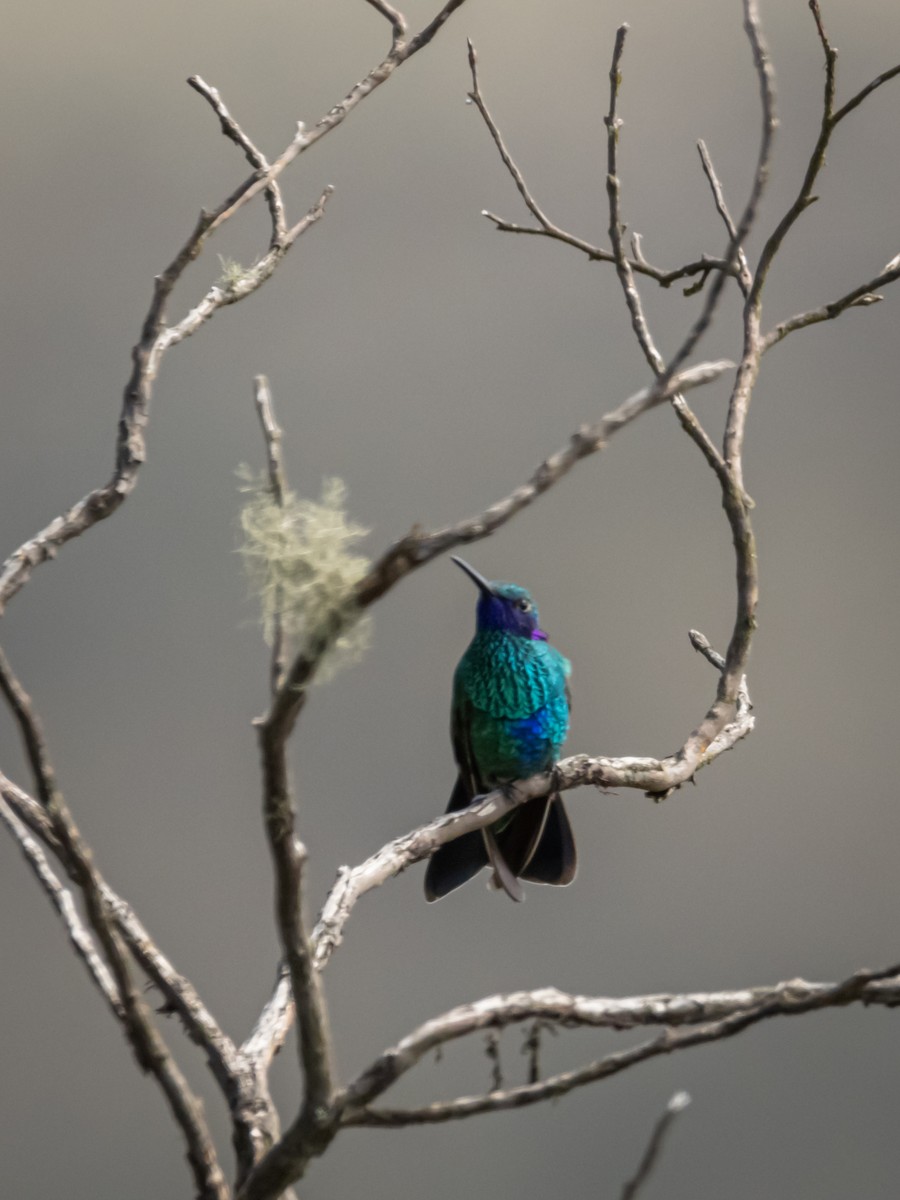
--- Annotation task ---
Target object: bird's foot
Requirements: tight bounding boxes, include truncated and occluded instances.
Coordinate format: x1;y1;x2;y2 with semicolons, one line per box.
498;780;524;806
472;781;523;807
549;764;564;797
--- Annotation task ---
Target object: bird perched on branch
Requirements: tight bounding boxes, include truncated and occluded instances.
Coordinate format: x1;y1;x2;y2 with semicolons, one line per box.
424;557;576;902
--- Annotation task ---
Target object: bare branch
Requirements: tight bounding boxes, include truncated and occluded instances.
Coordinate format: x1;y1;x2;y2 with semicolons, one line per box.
620;1091;691;1200
188;75;287;247
363;0;407;47
0;772;286;1185
163;187;334;354
99;887;242;1068
663;0;777;715
696;139;752;297
255;713;336;1112
734;7;900;365
832;61;900;124
748;4;830;309
243;961;294;1069
689;628;725;671
0;772;58;846
248;359;734;917
0;769;242;1083
0;652;229;1200
0;644;62;809
206;0;469;241
742;9;900;330
253;376;288;508
354;359;732;609
604;25;665;376
340;962;900;1125
467;39;586;254
811;1;900;129
308;673;754;976
2;757;297;1186
665;0;777;386
670;395;730;482
0;795;123;1019
761;262;900;352
602;26;727;481
0;646;232;1054
234;366;738;1076
469;40;740;290
253;375;290;693
0;0;469;618
482;210;738;288
252;635;752;1069
248;419;337;1185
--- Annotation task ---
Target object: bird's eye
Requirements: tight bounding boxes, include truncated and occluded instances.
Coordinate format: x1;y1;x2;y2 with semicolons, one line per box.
517;599;532;612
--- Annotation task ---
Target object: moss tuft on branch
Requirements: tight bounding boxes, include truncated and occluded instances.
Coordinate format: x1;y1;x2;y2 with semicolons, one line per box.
238;472;372;681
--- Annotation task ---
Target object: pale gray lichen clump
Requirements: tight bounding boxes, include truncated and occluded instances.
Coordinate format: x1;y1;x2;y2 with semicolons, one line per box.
217;256;254;290
238;472;372;682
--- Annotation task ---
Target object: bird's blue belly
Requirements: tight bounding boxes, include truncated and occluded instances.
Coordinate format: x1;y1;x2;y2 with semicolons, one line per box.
470;697;569;782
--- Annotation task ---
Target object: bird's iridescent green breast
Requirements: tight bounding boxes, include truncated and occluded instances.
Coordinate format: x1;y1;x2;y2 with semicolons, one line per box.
453;630;571;782
455;630;570;719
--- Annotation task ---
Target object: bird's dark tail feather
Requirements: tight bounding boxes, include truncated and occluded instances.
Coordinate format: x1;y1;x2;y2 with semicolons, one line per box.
519;795;577;886
484;824;526;902
425;781;577;901
424;775;489;902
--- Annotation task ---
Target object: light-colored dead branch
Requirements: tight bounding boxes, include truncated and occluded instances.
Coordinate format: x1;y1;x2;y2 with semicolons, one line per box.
696;139;752;298
253;375;290;693
0;795;122;1018
0;0;469;618
467;39;740;291
0;655;229;1200
338;962;900;1125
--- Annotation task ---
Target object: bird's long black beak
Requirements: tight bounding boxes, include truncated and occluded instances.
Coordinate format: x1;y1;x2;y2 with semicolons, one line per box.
451;556;495;597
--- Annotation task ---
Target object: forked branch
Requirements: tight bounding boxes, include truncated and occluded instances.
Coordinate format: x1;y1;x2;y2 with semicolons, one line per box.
338;960;900;1126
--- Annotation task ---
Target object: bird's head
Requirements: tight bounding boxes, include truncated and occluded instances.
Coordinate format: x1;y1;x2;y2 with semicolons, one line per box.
452;556;547;640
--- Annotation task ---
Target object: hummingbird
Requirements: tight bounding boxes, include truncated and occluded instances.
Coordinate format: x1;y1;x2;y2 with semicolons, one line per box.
424;556;576;902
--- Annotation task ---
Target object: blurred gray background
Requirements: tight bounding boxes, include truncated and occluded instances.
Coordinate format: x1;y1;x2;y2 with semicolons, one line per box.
2;1;899;1197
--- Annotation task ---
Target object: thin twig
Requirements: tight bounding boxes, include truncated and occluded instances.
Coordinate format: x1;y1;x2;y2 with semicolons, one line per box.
248;373;338;1169
605;25;663;374
205;0;469;242
468;40;739;291
832;61;900;123
696;139;752;297
607;25;672;374
482;211;737;287
254;376;290;692
748;1;831;311
620;1091;691;1200
761;262;900;352
364;0;407;47
665;0;777;388
672;0;775;713
188;76;287;247
255;717;336;1109
602;26;727;481
247;427;338;1199
0;795;123;1018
